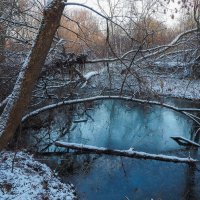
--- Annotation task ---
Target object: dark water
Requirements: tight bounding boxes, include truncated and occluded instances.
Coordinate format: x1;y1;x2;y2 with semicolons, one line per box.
62;156;199;200
27;100;200;200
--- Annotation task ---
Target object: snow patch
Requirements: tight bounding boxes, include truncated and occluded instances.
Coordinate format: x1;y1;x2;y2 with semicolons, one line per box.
0;151;76;200
83;71;99;80
81;71;100;88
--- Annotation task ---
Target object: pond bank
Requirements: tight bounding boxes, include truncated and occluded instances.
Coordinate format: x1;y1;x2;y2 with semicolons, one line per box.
0;151;77;200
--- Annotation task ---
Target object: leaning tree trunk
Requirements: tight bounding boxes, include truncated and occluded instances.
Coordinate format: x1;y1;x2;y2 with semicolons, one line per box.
0;1;6;63
0;0;64;150
0;23;6;63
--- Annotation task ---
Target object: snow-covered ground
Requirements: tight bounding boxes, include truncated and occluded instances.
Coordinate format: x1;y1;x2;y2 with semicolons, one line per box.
149;76;200;100
82;64;200;100
0;151;76;200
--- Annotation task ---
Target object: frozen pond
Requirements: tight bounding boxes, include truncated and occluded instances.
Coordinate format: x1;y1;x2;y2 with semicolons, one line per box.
63;100;193;153
25;100;200;199
56;100;200;200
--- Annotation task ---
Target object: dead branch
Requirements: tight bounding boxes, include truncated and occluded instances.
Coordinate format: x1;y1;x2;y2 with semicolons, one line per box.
85;28;197;64
22;95;200;124
171;136;200;147
55;141;198;164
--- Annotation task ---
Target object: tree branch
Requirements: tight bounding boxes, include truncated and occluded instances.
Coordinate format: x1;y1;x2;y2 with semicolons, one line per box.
55;141;198;164
22;95;200;124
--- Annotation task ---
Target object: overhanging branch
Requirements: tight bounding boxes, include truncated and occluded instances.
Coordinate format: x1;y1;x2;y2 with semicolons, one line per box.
22;95;200;124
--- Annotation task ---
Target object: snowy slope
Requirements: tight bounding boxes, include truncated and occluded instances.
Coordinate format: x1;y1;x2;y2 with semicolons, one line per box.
0;151;76;200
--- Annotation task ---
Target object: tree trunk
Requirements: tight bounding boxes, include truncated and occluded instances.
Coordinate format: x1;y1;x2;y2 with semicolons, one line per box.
0;2;6;63
0;25;6;63
0;0;64;150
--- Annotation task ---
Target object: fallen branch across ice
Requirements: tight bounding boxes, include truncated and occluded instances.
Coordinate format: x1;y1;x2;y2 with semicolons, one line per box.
22;95;200;124
55;141;198;164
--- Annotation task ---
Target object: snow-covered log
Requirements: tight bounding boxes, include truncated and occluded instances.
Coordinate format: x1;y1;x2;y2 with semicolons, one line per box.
135;28;198;63
55;141;198;164
0;0;65;150
22;95;200;123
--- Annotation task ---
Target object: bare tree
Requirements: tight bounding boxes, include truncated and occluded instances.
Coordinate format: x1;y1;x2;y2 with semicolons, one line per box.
0;0;64;150
0;0;200;151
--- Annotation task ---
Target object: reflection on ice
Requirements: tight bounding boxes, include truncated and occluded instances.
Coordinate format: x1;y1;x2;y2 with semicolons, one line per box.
63;100;192;153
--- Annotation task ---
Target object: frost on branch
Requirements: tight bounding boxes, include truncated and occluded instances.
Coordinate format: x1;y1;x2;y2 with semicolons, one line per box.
55;141;198;164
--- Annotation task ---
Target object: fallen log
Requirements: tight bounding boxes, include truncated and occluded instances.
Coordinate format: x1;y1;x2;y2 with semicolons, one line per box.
55;141;198;164
171;136;200;148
